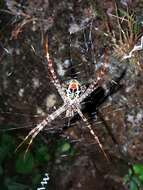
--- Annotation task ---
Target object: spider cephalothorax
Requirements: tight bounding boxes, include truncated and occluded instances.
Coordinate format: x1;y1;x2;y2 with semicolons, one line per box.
66;79;81;100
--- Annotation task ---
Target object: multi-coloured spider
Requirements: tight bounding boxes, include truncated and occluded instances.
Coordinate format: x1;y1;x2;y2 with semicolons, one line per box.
16;37;109;159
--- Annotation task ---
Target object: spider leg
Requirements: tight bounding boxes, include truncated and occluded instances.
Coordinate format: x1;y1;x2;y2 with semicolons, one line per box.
16;103;67;155
15;119;48;154
76;107;109;161
44;38;66;102
79;47;109;102
24;127;42;158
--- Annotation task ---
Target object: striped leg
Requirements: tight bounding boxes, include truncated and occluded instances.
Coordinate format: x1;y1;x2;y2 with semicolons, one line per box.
16;119;48;157
76;107;109;160
79;48;109;102
16;103;67;155
45;38;66;102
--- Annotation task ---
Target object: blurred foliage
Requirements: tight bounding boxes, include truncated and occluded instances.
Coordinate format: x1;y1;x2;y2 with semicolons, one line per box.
124;164;143;190
118;9;142;35
0;125;75;189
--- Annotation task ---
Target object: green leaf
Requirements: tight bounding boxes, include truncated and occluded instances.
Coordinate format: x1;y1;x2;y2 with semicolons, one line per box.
132;176;141;187
0;139;14;163
0;133;15;158
124;166;143;189
15;152;34;174
1;134;14;145
133;164;143;175
130;180;138;190
128;169;133;177
60;142;71;153
5;178;29;190
130;181;138;190
35;146;50;163
32;173;41;185
138;175;143;183
56;139;71;154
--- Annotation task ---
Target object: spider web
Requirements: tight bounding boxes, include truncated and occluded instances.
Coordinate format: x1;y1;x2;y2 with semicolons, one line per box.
0;0;126;143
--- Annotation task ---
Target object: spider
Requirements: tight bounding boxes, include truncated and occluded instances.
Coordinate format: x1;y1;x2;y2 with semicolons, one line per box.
16;36;109;160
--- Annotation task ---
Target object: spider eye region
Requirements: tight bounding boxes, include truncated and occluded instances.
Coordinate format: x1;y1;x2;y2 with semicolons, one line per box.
66;79;81;100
